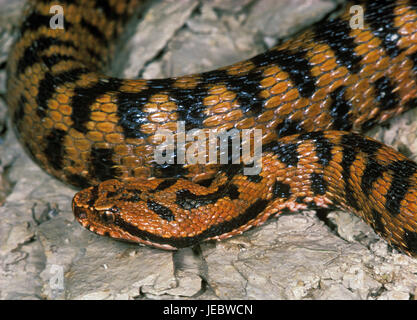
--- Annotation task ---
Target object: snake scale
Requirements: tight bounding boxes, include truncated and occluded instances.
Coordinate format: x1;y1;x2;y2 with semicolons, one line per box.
6;0;417;254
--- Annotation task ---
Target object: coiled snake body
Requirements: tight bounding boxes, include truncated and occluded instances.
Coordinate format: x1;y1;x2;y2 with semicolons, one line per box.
6;0;417;254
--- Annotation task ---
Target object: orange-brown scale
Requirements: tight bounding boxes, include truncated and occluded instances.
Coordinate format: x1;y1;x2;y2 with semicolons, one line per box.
72;131;417;253
7;0;417;254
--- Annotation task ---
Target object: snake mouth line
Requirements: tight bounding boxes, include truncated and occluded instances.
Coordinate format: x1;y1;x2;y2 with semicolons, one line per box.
74;205;179;250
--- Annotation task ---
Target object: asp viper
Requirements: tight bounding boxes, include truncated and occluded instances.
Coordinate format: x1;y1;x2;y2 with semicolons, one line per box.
6;0;417;254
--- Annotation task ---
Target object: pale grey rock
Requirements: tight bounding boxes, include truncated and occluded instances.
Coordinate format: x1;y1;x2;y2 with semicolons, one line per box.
0;71;6;95
0;0;25;66
141;0;343;79
245;0;344;38
368;108;417;161
205;0;254;13
111;0;199;78
201;213;386;300
36;207;178;299
378;291;410;300
0;0;25;94
314;283;361;300
143;2;259;79
0;222;34;254
327;210;381;250
2;0;417;301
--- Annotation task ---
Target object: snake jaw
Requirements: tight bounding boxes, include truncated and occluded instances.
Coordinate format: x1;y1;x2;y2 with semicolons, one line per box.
72;191;90;224
73;201;177;249
72;184;180;249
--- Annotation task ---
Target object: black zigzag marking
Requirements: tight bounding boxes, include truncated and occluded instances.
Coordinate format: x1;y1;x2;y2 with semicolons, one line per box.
44;128;67;171
89;147;120;181
385;160;417;216
71;78;122;134
252;48;317;98
147;200;175;222
175;184;239;210
314;17;362;74
37;68;91;118
329;86;353;131
365;0;404;58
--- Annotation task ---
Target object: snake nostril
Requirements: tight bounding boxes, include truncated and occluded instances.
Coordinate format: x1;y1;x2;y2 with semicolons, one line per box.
74;206;87;220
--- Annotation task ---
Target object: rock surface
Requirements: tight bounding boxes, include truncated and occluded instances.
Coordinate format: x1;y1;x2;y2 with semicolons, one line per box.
2;0;417;300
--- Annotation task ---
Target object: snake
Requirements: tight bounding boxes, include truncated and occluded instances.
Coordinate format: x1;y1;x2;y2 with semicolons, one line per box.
6;0;417;255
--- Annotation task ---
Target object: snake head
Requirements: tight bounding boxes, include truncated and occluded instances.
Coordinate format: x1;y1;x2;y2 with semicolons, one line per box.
72;179;180;250
72;177;253;250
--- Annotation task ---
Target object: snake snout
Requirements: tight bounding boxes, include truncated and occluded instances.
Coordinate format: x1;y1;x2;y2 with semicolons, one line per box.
73;204;88;221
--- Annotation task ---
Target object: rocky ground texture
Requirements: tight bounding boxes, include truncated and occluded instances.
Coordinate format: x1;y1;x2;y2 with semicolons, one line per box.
1;0;417;300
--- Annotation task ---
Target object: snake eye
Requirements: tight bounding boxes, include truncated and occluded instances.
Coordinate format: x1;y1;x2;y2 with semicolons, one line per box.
100;206;119;223
101;211;115;223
